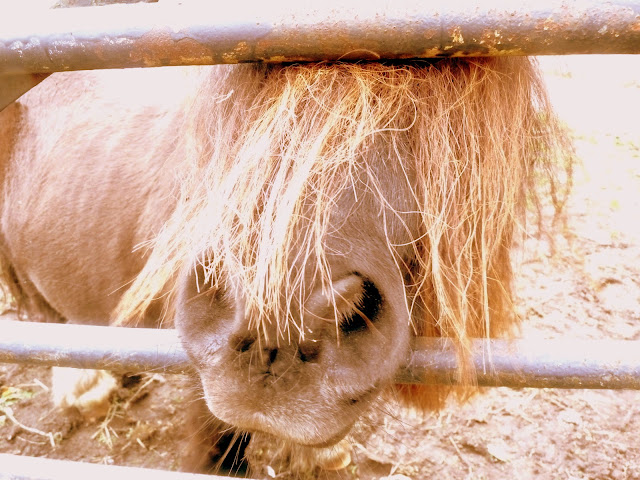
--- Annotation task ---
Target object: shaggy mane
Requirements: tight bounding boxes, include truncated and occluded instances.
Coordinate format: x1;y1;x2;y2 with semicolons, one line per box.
115;58;571;397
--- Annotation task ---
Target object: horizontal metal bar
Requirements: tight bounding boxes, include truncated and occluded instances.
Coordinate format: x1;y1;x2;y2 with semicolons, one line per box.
2;320;640;389
0;318;190;374
0;0;639;75
0;453;248;480
399;337;640;389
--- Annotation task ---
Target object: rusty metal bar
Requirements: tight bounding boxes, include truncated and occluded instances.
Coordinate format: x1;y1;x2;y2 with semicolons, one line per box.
0;0;639;76
0;453;250;480
2;320;640;389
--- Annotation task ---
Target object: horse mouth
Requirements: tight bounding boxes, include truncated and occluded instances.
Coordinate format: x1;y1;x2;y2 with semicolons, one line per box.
302;423;354;448
344;384;378;407
245;411;355;448
298;387;379;448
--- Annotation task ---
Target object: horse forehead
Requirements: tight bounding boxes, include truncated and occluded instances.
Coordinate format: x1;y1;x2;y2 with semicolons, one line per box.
325;176;420;249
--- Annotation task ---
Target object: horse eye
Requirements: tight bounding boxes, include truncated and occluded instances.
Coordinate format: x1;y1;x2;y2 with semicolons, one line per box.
339;280;382;334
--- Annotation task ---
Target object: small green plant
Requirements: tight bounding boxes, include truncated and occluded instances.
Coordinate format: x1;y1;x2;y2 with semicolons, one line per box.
0;386;35;409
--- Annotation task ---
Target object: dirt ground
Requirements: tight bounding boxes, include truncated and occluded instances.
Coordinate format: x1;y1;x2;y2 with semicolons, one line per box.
1;56;640;480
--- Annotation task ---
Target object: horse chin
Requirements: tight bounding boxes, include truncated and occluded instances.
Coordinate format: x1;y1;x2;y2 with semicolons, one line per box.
301;424;354;449
200;382;368;447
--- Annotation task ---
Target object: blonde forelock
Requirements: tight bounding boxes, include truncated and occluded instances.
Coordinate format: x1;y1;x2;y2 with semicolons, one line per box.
116;58;571;358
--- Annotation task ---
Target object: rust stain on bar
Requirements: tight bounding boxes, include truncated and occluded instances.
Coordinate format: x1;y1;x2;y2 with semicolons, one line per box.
129;29;215;67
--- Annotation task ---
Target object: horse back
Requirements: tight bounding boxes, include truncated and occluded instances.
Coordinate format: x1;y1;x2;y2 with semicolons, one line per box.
0;68;197;325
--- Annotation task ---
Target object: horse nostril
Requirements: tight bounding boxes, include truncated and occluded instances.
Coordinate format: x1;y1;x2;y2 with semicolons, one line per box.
230;334;255;352
298;340;321;363
267;348;278;365
340;279;382;335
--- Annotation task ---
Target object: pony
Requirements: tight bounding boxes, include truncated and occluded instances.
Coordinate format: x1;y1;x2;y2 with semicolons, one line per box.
0;57;570;474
